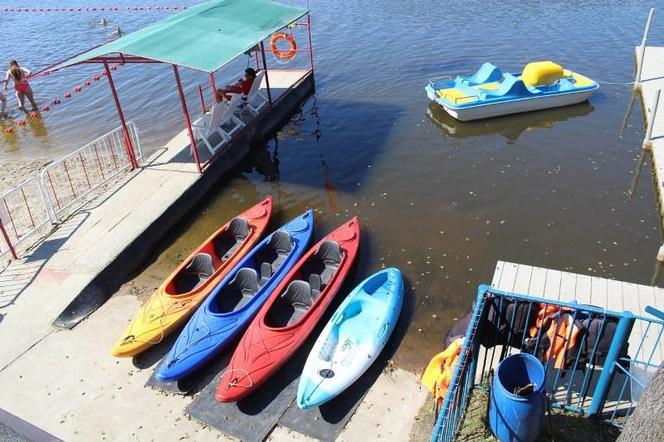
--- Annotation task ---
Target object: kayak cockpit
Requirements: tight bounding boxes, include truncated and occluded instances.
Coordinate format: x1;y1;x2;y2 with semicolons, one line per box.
209;230;294;314
265;240;342;328
315;270;394;363
167;217;251;295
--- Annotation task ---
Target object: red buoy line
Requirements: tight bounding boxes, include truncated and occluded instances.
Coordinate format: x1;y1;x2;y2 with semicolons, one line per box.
3;63;125;133
1;6;189;13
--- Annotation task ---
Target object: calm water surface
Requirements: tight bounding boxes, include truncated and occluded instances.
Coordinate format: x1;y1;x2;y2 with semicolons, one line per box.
2;0;664;369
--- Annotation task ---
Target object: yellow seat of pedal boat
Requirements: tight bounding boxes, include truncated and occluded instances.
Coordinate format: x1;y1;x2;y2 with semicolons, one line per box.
522;61;564;86
563;69;594;87
475;82;500;91
436;88;477;105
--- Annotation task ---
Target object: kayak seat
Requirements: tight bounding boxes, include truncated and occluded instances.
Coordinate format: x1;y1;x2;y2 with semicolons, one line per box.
215;217;250;262
211;268;260;313
301;241;342;298
260;262;272;285
266;280;314;327
309;274;322;296
315;241;341;285
255;231;293;281
174;253;215;293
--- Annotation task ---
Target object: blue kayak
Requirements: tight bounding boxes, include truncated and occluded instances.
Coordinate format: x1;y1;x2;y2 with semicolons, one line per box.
297;268;404;409
156;210;314;381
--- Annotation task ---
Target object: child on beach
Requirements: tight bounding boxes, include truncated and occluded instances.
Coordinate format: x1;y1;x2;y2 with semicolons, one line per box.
3;60;38;112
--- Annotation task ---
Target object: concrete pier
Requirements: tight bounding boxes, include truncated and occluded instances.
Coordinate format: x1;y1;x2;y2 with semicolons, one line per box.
0;69;428;440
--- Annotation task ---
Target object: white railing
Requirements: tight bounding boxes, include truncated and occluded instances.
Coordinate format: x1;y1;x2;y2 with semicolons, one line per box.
636;8;656;87
40;122;141;221
0;123;141;259
0;177;53;258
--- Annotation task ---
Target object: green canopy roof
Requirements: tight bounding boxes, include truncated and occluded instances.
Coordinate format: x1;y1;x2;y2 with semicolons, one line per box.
51;0;308;73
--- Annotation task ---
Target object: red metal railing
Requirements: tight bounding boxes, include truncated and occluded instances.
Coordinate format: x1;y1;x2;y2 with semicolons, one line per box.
40;122;142;221
0;178;53;259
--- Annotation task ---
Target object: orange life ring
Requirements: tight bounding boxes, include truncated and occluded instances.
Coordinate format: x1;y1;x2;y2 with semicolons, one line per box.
270;33;297;61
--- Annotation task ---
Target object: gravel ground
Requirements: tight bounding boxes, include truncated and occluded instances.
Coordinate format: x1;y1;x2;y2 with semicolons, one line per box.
0;423;29;442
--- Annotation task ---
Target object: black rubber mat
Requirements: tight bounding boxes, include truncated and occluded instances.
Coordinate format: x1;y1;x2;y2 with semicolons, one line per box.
279;275;415;441
277;366;376;442
185;362;301;442
162;270;414;442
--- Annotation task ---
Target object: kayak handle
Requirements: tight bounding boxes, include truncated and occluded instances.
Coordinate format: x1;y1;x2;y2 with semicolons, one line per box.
378;322;389;338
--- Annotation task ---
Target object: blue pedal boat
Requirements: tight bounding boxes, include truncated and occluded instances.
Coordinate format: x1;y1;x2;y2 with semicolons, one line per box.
155;210;314;381
425;61;598;121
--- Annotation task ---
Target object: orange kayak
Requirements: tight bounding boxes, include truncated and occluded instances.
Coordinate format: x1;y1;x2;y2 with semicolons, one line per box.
110;196;273;357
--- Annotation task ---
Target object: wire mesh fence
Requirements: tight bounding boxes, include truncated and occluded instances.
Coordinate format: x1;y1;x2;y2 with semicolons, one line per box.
0;177;53;258
431;284;662;442
0;123;141;259
40;122;141;221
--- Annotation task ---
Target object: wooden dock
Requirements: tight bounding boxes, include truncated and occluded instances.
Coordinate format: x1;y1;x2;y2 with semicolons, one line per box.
491;261;663;365
635;46;664;223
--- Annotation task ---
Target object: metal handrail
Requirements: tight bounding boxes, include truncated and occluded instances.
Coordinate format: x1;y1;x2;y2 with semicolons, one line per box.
428;75;453;87
636;8;656;87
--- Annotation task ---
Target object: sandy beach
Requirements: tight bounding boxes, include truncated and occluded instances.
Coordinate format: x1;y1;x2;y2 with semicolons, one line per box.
0;158;51;194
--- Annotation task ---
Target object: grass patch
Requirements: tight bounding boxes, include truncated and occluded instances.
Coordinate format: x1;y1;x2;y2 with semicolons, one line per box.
453;389;621;442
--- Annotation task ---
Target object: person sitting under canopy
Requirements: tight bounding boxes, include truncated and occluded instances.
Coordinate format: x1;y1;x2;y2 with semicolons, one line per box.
216;68;257;102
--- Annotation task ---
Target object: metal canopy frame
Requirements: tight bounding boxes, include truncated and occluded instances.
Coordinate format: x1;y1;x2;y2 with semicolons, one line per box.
28;12;314;174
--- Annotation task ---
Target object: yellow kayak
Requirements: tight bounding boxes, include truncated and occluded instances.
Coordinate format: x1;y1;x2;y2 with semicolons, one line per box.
110;196;273;357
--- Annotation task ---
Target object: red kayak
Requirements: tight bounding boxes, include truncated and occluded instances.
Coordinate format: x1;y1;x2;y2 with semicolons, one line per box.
215;217;360;402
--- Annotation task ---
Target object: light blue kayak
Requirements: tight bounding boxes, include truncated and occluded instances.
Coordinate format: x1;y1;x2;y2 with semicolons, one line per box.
297;268;404;409
155;210;314;381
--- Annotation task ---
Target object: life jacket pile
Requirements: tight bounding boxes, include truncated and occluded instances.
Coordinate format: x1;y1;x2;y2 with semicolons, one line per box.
443;295;629;372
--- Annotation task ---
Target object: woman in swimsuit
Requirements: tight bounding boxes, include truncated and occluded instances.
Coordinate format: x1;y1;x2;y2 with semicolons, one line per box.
3;60;37;112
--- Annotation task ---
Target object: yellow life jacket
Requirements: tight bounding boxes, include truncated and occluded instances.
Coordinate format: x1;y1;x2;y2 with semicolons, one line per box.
421;338;463;404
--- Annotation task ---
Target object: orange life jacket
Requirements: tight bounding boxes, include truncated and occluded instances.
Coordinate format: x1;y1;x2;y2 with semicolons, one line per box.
421;338;463;404
528;304;583;369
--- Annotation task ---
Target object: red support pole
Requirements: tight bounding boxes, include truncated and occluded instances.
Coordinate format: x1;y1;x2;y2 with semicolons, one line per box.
198;85;206;113
259;41;273;106
209;73;217;103
307;14;315;71
173;65;203;173
103;61;139;170
0;219;18;260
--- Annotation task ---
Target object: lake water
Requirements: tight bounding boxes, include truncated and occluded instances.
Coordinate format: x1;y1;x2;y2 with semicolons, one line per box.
2;0;664;369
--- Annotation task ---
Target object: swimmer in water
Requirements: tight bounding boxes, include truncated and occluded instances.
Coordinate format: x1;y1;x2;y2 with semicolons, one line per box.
3;60;37;112
110;26;122;37
98;18;108;26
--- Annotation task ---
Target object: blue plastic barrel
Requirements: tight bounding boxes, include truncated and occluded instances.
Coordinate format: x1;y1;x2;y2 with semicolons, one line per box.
489;353;546;442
